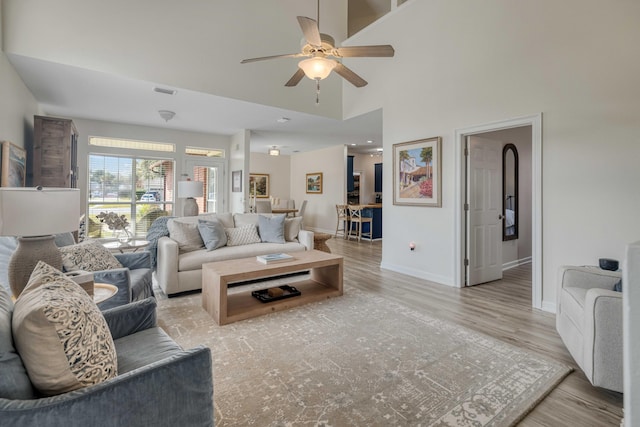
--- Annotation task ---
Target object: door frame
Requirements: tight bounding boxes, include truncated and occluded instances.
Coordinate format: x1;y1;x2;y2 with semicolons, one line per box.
454;114;543;309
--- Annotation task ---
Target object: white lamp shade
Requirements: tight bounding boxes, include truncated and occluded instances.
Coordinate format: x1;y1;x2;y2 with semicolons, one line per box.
0;187;80;237
178;180;203;198
298;57;337;80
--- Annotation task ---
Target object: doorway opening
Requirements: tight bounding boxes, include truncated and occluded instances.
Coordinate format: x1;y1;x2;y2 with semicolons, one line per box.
454;114;543;310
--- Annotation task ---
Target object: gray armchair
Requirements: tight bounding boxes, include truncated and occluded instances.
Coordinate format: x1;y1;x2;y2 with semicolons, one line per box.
0;292;214;426
556;265;622;392
92;251;154;310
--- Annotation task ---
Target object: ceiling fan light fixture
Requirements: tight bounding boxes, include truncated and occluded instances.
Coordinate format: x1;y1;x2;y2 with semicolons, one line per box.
298;57;337;80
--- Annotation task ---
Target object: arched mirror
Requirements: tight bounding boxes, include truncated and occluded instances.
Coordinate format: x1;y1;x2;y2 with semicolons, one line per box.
503;143;518;241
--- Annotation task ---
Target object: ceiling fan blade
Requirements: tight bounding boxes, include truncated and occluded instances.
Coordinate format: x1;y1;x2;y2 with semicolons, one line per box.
334;63;368;88
241;53;303;64
285;68;306;87
297;16;322;47
333;45;395;58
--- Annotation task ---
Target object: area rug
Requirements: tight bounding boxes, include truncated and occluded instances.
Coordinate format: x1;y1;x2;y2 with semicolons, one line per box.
156;287;571;426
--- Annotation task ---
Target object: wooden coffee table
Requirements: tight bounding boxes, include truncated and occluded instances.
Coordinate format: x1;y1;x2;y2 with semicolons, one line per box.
202;250;343;325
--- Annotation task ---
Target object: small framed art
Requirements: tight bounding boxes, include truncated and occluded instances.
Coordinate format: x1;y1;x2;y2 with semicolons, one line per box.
306;172;323;194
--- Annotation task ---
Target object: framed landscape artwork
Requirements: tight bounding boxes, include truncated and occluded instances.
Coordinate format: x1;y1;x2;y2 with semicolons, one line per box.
232;170;242;192
249;173;269;198
0;141;26;187
392;137;442;207
306;172;323;194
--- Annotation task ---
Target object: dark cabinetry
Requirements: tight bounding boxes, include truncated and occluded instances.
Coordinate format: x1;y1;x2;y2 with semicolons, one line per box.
374;163;382;193
362;207;382;239
32;116;78;188
347;155;354;192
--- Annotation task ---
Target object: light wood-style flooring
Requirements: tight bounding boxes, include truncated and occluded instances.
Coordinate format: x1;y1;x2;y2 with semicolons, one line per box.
327;237;623;426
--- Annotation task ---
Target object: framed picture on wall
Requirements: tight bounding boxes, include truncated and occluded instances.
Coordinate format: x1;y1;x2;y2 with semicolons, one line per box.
392;136;442;207
306;172;323;194
0;141;26;187
249;173;269;198
232;170;242;192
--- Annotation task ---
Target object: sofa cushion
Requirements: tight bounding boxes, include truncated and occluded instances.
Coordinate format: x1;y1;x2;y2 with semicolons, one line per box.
258;214;286;244
178;241;307;272
60;240;123;272
168;218;205;253
233;213;260;228
284;217;303;242
114;327;183;374
0;287;36;399
225;224;262;247
198;219;227;251
12;261;118;396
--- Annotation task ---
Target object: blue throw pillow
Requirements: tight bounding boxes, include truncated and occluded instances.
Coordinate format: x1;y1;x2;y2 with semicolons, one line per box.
258;214;286;244
197;219;227;251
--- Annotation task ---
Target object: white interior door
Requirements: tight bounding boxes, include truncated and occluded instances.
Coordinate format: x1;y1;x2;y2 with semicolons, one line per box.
467;136;503;286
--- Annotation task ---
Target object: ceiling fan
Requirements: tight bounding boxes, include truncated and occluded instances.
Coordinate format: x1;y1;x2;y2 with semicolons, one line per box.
240;4;394;90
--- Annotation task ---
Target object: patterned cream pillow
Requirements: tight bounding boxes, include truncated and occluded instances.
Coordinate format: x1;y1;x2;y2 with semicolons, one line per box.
12;262;117;396
59;240;122;272
225;224;262;247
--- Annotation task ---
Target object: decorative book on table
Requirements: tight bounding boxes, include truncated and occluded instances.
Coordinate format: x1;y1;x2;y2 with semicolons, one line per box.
256;253;293;264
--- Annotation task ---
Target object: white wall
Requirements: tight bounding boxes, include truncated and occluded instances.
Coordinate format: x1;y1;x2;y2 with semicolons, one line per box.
249;152;291;203
73;118;231;215
343;0;640;308
625;241;640;427
229;130;250;214
291;145;346;233
0;2;40;150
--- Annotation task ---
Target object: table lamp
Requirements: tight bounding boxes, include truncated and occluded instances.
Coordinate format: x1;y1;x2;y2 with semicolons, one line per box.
0;187;80;298
178;179;203;216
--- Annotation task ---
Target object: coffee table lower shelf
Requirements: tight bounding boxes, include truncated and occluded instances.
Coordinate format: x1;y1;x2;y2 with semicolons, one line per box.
226;280;340;324
202;250;343;325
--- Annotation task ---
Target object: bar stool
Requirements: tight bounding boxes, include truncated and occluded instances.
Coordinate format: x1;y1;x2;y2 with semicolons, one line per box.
335;204;348;238
347;205;372;243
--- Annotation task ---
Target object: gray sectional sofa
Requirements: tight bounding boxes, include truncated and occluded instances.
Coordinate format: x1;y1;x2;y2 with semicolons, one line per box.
156;213;313;296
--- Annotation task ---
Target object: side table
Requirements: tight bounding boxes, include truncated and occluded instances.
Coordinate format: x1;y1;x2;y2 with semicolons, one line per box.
313;232;332;253
93;283;118;304
102;239;150;253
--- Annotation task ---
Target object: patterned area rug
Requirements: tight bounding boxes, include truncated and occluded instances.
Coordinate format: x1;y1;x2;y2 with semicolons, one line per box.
156;287;571;426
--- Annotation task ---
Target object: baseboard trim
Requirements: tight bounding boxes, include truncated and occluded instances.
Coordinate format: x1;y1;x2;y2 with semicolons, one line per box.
502;256;532;271
541;300;556;314
380;262;453;287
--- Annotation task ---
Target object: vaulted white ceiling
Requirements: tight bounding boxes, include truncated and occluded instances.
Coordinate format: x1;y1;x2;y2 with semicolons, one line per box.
2;0;387;155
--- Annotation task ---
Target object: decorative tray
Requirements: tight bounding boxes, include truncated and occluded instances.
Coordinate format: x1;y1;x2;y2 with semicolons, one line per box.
251;285;301;303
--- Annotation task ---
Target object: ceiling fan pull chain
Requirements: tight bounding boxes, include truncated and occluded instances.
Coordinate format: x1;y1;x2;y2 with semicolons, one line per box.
316;79;320;105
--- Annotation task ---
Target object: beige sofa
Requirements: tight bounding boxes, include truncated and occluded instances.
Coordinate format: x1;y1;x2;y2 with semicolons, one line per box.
556;265;622;392
156;213;313;296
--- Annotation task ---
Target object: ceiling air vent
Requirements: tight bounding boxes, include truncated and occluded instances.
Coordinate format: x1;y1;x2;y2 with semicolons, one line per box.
153;87;177;95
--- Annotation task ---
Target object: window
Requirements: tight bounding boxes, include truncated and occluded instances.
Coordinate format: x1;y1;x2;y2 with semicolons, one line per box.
88;154;175;238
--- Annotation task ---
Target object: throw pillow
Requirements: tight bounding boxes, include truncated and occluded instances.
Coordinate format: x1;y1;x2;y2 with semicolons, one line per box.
12;261;117;396
284;217;303;242
198;219;227;251
225;224;261;247
613;279;622;292
167;219;204;253
59;240;123;272
258;214;286;244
